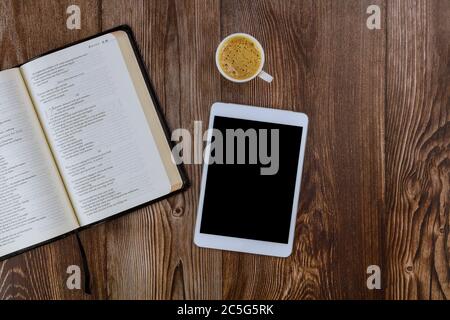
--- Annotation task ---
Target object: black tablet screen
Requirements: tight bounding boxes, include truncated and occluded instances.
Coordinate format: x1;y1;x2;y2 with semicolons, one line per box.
200;116;303;244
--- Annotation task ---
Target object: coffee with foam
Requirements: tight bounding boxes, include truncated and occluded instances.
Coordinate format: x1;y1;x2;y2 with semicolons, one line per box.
218;35;262;81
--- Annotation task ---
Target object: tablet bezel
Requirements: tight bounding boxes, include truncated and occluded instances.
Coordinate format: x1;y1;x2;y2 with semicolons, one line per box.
194;102;308;257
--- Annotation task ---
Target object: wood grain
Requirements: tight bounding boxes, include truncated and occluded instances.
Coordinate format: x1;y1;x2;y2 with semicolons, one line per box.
220;0;385;300
385;0;450;300
101;0;222;299
0;0;448;300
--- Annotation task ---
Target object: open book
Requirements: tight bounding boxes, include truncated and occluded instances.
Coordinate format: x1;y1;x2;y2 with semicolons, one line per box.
0;26;187;260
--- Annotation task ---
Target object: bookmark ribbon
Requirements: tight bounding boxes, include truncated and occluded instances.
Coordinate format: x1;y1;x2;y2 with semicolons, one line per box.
75;232;92;295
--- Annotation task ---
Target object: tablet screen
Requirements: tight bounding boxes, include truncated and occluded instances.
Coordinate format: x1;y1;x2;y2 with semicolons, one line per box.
200;116;303;244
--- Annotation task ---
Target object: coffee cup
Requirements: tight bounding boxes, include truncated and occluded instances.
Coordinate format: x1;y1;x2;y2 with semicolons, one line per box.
215;33;273;83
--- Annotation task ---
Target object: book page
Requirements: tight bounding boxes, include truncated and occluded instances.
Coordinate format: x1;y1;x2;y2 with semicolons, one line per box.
20;33;172;226
112;31;183;192
0;69;78;258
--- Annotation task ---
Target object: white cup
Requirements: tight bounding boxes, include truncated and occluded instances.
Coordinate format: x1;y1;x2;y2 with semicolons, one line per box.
215;33;273;83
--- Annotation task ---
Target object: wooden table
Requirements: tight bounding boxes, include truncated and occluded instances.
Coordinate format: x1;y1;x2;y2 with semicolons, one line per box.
0;0;448;300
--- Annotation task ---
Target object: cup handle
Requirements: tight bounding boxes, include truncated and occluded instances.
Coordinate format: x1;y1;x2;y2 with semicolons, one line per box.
258;70;273;83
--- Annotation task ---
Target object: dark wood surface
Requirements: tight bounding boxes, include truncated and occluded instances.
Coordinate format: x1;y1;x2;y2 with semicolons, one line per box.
0;0;448;300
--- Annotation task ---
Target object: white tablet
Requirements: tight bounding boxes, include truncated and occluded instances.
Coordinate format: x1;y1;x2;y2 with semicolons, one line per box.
194;103;308;257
